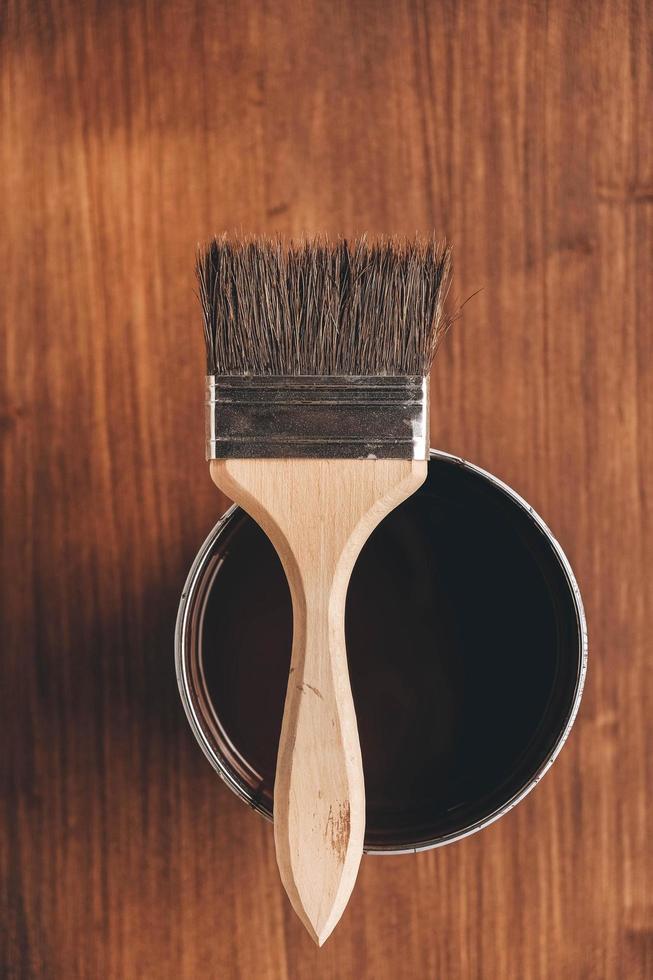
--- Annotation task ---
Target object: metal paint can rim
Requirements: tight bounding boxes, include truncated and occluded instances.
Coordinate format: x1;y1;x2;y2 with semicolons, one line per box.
175;449;587;855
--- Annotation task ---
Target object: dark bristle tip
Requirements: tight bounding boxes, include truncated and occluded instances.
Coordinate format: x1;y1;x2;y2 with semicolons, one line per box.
197;235;452;377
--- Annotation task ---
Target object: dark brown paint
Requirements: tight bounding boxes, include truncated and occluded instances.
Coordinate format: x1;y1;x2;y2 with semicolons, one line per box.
197;456;583;850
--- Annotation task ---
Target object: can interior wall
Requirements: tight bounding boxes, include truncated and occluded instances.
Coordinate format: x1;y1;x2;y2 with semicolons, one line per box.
176;450;587;854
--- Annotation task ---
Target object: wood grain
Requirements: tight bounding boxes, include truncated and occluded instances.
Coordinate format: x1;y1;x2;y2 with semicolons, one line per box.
1;0;651;977
212;457;427;946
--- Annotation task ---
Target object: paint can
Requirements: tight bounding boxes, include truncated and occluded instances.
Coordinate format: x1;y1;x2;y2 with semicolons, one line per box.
176;450;587;853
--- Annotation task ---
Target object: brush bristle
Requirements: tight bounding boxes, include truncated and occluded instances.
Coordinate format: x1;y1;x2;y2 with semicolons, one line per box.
197;236;452;377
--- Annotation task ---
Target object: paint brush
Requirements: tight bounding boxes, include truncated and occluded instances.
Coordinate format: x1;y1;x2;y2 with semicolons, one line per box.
197;236;451;944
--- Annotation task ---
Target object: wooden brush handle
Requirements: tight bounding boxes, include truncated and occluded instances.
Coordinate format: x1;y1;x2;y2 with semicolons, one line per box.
211;458;427;945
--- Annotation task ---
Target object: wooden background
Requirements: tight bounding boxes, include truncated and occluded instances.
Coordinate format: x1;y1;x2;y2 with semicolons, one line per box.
1;1;651;977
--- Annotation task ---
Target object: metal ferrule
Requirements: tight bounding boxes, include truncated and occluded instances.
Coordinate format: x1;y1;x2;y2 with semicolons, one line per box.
205;375;429;460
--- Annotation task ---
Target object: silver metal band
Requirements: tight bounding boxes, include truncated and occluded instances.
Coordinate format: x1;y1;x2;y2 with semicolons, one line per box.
205;375;429;460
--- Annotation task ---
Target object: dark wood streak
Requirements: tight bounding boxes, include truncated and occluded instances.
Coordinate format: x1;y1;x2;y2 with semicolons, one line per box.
1;0;651;977
324;803;351;866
